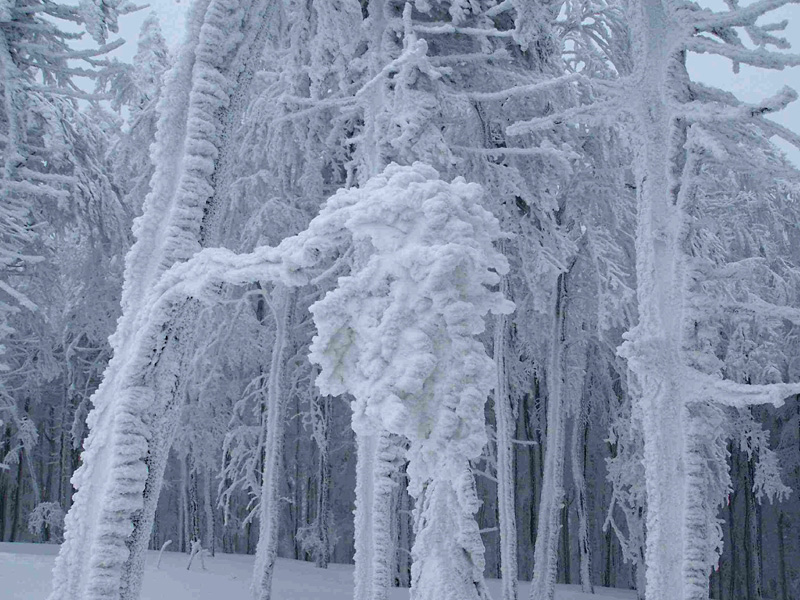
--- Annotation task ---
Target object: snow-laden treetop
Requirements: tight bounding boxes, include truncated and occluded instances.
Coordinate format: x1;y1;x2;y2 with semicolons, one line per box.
306;163;514;491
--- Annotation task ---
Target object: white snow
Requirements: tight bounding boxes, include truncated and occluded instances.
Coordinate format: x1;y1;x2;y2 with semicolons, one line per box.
0;542;636;600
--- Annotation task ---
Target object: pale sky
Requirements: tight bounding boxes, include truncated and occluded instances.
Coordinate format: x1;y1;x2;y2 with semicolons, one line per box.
122;1;187;48
112;0;800;166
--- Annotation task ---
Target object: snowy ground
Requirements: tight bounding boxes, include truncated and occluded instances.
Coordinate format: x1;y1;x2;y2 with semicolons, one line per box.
0;542;636;600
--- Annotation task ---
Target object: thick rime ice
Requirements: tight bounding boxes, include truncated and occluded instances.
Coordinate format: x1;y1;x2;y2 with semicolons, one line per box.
305;163;513;600
50;1;285;599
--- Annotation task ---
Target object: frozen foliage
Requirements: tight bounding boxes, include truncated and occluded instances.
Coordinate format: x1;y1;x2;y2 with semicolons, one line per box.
307;164;513;471
491;0;800;597
0;0;127;374
305;163;513;600
27;502;65;543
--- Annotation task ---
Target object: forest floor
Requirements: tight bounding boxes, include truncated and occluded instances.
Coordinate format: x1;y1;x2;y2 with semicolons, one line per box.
0;541;636;599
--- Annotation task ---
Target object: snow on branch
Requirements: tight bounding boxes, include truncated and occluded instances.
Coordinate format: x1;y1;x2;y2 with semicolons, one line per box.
412;23;516;37
682;367;800;408
353;38;439;102
465;72;585;102
755;116;800;150
686;37;800;70
688;0;798;31
507;98;620;136
452;145;579;171
678;86;797;121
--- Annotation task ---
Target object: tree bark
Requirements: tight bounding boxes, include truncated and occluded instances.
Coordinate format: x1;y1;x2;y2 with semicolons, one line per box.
252;284;292;600
494;278;518;600
529;273;568;600
353;430;397;600
571;414;593;593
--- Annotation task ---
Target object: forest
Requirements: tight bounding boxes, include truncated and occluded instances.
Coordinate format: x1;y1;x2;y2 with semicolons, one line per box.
2;1;800;600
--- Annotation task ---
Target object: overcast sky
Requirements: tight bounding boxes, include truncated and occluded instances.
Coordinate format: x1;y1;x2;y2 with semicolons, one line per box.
113;0;800;166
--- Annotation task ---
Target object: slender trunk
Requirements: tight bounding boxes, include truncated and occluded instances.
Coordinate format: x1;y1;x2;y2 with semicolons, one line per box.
204;468;215;557
0;470;6;541
494;280;518;600
353;430;397;600
635;553;647;600
189;460;201;545
522;387;541;579
180;455;189;552
314;394;331;568
396;464;412;588
777;512;787;600
59;388;73;511
745;458;761;600
529;274;568;600
728;477;737;600
571;414;593;593
560;496;571;585
9;455;23;542
252;284;291;600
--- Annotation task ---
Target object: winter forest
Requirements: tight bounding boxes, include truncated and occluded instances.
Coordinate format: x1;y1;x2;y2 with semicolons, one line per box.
3;0;800;599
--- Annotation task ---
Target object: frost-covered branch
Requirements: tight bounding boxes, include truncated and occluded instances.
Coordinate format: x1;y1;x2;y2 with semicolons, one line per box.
682;367;800;408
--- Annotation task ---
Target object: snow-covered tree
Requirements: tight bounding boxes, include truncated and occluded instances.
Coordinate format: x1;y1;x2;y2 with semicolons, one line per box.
49;1;285;598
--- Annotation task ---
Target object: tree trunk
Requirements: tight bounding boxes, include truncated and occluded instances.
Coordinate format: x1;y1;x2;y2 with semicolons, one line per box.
120;380;186;600
9;455;23;542
353;430;397;600
777;511;787;600
494;280;518;600
571;414;593;593
619;0;690;598
560;496;571;585
180;454;189;553
745;458;762;600
204;467;215;557
396;463;412;588
411;461;493;600
252;284;291;600
529;273;567;600
314;393;331;568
